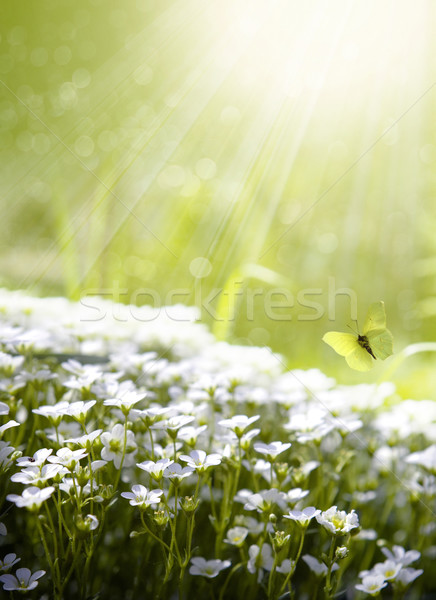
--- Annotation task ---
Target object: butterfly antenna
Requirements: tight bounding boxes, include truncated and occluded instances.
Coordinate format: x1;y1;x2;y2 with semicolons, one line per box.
347;323;359;335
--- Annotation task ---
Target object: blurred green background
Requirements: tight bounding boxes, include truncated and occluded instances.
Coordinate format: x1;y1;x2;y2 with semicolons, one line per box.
1;0;436;390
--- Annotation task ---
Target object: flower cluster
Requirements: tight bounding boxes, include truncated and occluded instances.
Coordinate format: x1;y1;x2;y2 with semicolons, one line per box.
356;545;423;596
0;290;432;599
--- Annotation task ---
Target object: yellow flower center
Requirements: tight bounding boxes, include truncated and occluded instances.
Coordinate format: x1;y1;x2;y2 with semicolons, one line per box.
109;439;121;452
331;516;345;530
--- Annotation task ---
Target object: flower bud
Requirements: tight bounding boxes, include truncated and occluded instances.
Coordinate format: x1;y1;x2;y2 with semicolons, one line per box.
180;495;199;514
272;530;290;551
75;514;99;537
335;546;349;559
153;510;169;528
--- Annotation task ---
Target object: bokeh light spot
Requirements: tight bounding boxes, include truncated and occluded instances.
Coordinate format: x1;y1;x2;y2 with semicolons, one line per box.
189;257;212;278
54;46;72;66
195;158;217;180
158;165;186;189
419;143;436;165
32;133;51;155
318;233;338;254
30;47;48;67
133;65;153;86
75;135;95;157
72;68;91;88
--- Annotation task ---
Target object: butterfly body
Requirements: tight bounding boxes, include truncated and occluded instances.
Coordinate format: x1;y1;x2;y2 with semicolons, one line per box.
357;334;376;359
323;302;393;371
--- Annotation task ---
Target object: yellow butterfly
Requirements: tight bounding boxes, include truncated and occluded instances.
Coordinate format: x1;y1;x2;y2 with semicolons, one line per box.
322;301;393;371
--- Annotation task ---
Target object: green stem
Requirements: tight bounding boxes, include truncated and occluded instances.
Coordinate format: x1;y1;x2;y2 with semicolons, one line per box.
218;562;243;600
140;512;172;554
324;535;337;599
278;529;306;597
178;511;196;600
53;491;65;559
37;517;59;598
148;428;155;460
113;416;128;491
59;540;83;597
267;554;279;599
44;502;62;590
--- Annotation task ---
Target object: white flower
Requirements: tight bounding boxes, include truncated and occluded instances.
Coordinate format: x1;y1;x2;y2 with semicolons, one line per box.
121;484;163;508
11;464;67;485
65;400;96;421
284;409;326;432
104;390;147;415
177;425;208;446
76;514;99;532
163;463;194;483
101;424;137;469
276;559;295;574
302;555;327;577
241;428;261;448
218;415;260;437
47;447;88;469
236;516;264;535
0;553;20;572
373;560;402;581
62;361;103;390
0;523;6;536
285;488;310;505
316;506;359;535
253;441;291;460
33;401;70;425
296;422;334;444
300;461;320;477
0;380;25;398
243;489;285;513
64;373;102;391
62;359;101;377
302;554;340;577
189;557;231;578
151;415;196;434
17;448;53;468
0;420;20;436
0;444;15;472
45;422;81;445
59;478;92;496
380;545;420;566
396;567;423;587
247;459;272;484
64;429;102;448
0;567;45;592
354;529;378;541
224;527;249;547
179;450;222;473
406;445;436;472
284;507;321;526
247;543;274;581
0;402;9;415
353;491;377;504
137;458;174;481
7;486;55;510
134;406;172;426
0;352;24;376
91;459;107;472
355;574;388;595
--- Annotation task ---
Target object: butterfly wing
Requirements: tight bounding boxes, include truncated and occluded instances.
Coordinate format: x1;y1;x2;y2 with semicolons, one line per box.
366;328;394;360
322;332;359;357
323;332;375;370
363;301;386;333
345;345;374;371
